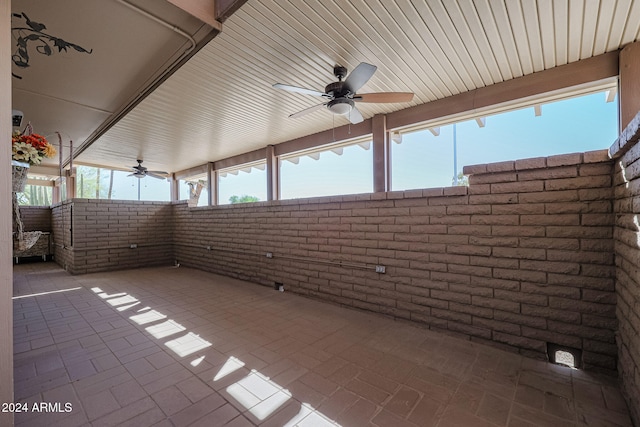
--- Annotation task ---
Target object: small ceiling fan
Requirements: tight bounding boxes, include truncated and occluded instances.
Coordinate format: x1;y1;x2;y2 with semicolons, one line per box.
128;160;167;179
273;62;414;124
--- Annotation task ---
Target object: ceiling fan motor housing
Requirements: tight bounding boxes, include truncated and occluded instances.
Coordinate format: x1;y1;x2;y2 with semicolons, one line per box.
325;81;345;98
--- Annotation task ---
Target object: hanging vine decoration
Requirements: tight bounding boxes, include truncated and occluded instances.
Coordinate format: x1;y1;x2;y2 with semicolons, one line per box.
11;12;93;79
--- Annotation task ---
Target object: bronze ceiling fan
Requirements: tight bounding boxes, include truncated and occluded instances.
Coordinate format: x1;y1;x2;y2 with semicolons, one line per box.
128;160;167;180
273;62;414;124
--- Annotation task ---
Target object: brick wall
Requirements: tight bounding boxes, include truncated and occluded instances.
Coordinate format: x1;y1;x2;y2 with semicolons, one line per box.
51;199;174;274
51;202;73;270
173;149;616;373
610;112;640;426
14;206;51;232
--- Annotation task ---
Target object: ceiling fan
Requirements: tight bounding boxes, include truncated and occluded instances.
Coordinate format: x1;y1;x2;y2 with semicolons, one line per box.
273;62;414;124
128;160;167;179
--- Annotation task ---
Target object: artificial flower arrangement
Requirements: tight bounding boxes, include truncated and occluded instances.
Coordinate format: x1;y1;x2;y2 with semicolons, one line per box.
12;129;56;165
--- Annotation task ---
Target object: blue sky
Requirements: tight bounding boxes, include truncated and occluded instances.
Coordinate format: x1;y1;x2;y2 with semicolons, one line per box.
208;90;618;203
72;90;619;204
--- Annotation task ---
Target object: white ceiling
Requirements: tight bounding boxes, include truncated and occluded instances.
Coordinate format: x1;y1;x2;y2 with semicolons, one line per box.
15;0;640;175
11;0;217;170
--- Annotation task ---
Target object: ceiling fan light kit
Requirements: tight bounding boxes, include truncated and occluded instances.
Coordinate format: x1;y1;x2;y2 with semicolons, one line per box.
327;98;353;115
273;62;415;124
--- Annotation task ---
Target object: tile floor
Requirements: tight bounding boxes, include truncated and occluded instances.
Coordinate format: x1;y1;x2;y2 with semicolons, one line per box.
12;262;633;427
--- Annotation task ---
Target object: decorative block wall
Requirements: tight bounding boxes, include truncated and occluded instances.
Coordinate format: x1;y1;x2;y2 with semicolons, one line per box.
172;149;616;373
14;206;52;232
51;199;173;274
610;112;640;425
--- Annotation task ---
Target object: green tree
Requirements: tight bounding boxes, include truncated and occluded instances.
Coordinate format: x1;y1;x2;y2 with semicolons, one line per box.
77;165;113;199
229;195;259;204
452;171;469;187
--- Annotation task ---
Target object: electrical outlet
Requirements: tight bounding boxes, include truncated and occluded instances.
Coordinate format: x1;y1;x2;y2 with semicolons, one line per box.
266;252;273;258
130;244;137;249
375;265;386;273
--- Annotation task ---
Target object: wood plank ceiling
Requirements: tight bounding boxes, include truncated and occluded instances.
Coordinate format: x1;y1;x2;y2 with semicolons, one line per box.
45;1;640;173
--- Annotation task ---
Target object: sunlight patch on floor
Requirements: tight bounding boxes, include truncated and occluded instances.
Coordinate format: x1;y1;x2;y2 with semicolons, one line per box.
146;319;186;339
97;291;127;299
107;294;139;306
117;302;141;311
13;287;82;300
214;356;245;381
226;370;292;420
281;402;341;427
165;332;212;357
130;310;167;325
88;281;340;425
190;355;205;367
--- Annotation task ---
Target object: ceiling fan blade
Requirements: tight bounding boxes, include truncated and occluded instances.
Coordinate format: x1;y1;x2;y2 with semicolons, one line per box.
273;83;326;97
148;170;168;176
343;62;377;94
355;92;414;103
147;172;166;180
289;103;327;119
348;106;364;124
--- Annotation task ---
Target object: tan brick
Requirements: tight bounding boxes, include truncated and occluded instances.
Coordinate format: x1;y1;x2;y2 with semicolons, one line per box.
520;214;580;226
431;289;471;304
545;175;611;191
472;295;519;313
429;195;468;206
447;205;491;215
521;326;582;348
581;213;614;226
473;317;521;335
583;149;611;163
469;193;518;205
494;310;547;329
469;172;517;185
493;268;546;283
547;152;583;167
450;282;494;296
579;163;613;176
494;289;547;306
491;203;545;215
515;157;547;170
471;215;519;225
463;164;488;174
546;250;613;265
517;166;578;181
491;225;545;237
491;181;544;194
449;302;493;318
483;161;515;173
469;236;519;247
549;297;616;316
447;225;491;236
519;237;579;250
443;186;468;196
422;188;444;197
493;332;546;352
492;247;546;260
520;259;580;274
468;184;491;194
519;190;578;203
